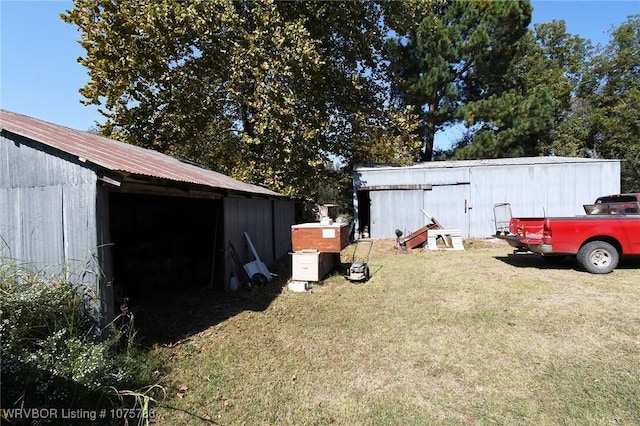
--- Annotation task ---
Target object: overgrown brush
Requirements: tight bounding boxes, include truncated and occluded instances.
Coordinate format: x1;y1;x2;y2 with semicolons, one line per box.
0;261;165;424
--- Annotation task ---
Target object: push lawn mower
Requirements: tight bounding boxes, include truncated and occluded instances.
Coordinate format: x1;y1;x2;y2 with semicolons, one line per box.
344;239;373;283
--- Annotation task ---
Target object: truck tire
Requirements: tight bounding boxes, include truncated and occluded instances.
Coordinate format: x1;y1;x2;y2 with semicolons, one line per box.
577;241;619;274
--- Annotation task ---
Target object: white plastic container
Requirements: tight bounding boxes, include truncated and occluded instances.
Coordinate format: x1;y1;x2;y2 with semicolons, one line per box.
288;281;309;292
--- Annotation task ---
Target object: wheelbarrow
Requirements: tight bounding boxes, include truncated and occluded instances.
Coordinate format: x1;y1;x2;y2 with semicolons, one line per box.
344;239;373;283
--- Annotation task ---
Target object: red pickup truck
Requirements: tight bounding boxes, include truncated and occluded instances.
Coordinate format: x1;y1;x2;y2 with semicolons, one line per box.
498;194;640;273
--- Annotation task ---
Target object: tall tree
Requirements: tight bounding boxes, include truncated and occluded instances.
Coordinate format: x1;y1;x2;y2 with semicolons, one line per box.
384;0;532;161
63;0;419;200
451;20;591;159
576;15;640;191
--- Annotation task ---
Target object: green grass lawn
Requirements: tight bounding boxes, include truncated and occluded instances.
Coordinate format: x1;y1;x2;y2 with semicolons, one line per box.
148;240;640;425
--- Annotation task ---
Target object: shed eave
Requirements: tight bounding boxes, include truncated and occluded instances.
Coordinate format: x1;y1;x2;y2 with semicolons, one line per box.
354;156;621;172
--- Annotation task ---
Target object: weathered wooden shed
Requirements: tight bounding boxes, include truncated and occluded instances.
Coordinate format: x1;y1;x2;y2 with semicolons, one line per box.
353;157;621;240
1;109;295;320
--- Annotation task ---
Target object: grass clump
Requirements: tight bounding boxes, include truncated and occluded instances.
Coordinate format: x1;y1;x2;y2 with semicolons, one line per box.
0;261;166;424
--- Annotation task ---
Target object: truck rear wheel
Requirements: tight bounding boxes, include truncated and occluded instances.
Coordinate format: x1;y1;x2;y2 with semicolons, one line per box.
577;241;619;274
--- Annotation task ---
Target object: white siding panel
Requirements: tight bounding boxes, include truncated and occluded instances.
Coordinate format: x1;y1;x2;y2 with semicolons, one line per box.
425;184;471;237
468;162;621;237
370;190;424;238
355;158;621;239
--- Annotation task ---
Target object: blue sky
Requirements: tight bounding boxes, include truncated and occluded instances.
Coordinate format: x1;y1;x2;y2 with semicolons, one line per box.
1;0;638;150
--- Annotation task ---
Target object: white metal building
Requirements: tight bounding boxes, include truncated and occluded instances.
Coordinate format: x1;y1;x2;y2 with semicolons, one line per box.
353;157;621;240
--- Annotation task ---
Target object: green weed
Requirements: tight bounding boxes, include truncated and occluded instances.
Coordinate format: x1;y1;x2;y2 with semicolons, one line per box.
0;261;166;425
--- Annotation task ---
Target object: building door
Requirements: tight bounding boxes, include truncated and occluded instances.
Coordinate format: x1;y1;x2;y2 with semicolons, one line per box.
356;190;371;238
423;183;471;238
369;189;425;239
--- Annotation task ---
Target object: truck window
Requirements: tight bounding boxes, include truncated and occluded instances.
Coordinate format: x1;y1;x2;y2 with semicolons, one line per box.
584;202;640;215
595;195;639;204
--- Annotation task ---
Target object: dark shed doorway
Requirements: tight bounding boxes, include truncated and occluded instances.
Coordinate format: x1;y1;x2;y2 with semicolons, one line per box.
108;193;224;312
357;189;371;237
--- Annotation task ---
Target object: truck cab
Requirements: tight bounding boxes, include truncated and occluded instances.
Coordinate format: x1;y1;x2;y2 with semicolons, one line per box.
583;193;640;215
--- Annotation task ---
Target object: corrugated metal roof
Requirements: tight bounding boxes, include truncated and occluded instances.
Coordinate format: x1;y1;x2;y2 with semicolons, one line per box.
355;156;619;171
1;109;281;197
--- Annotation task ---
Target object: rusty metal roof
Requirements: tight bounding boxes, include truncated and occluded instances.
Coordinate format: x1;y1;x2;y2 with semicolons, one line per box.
1;109;282;197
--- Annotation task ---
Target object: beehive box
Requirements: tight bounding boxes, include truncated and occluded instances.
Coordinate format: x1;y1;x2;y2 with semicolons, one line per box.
291;251;335;282
291;222;350;253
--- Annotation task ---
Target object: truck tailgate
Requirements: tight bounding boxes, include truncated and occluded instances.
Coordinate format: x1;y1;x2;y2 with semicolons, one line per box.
510;217;546;242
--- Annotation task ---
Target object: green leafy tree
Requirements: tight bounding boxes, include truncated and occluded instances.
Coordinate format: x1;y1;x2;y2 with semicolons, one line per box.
452;20;591;159
572;15;640;191
63;0;419;200
384;0;532;161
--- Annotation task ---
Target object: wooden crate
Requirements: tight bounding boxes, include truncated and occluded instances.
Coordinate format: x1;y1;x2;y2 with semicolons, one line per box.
291;222;350;253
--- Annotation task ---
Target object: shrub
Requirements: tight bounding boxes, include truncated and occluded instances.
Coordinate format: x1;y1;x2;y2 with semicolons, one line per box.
0;261;165;421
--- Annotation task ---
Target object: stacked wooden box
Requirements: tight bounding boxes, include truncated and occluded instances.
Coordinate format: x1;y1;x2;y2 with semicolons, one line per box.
290;222;350;282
